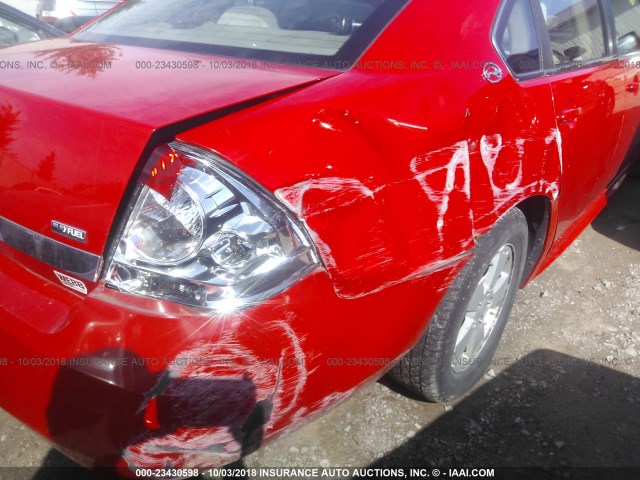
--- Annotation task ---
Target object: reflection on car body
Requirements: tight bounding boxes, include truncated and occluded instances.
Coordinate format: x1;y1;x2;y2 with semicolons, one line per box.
36;0;122;33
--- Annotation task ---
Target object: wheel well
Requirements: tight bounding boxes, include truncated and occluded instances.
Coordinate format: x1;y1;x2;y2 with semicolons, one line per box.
516;196;551;283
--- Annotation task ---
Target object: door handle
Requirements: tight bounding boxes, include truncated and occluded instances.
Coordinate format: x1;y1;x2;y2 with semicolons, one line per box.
558;107;582;126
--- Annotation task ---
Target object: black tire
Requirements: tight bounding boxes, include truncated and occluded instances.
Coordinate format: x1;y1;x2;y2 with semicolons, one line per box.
391;208;529;402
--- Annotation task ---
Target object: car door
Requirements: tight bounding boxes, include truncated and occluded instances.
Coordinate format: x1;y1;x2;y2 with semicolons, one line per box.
609;0;640;174
538;0;627;235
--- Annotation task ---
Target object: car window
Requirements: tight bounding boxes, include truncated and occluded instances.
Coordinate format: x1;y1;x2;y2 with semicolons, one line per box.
497;0;542;75
611;0;640;54
0;14;43;46
75;0;408;69
538;0;607;68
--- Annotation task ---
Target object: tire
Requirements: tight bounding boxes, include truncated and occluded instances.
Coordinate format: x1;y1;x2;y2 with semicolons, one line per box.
391;207;529;403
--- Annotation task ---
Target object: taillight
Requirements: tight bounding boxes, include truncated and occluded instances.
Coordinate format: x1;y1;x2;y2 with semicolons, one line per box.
105;142;320;312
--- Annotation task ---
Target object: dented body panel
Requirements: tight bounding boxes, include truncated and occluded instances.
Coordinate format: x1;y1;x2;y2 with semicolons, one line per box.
0;0;637;474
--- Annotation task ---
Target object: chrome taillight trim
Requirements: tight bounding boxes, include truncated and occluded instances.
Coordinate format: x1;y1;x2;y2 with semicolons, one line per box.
0;216;102;282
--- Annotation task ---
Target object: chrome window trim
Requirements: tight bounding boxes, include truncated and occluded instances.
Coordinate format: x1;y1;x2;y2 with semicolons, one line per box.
617;49;640;60
538;0;614;77
495;0;620;80
542;54;618;74
0;216;103;282
491;0;546;82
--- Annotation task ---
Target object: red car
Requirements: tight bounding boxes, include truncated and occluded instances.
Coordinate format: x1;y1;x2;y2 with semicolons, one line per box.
1;0;639;475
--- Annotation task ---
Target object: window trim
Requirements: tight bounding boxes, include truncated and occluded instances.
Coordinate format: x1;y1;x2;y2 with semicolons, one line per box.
0;3;63;39
492;0;546;81
494;0;627;80
605;0;640;60
537;0;618;77
600;0;617;54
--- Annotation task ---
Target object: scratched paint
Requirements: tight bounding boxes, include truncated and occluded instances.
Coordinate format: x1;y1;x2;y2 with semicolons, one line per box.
411;141;472;240
273;124;561;303
276;143;475;299
276;173;471;299
545;127;564;174
123;319;309;470
338;251;472;300
120;114;564;477
275;177;378;272
387;118;429;131
276;177;374;219
479;134;505;197
506;139;525;191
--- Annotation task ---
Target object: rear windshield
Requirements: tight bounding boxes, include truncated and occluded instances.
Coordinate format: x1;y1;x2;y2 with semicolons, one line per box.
74;0;408;69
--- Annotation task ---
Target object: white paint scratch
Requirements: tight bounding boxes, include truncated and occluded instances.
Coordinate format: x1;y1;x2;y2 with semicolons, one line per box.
124;319;310;470
545;127;563;174
505;138;525;191
275;318;308;418
339;251;471;300
410;141;472;241
276;177;374;219
387;118;429;131
276;177;376;270
306;226;336;270
480;134;504;197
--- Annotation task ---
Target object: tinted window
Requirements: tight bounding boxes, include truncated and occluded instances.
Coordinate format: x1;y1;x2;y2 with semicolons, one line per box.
75;0;408;68
611;0;640;54
498;0;542;74
0;14;43;46
539;0;607;68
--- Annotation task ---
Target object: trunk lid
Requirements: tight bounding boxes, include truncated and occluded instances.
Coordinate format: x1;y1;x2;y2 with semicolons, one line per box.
0;39;336;283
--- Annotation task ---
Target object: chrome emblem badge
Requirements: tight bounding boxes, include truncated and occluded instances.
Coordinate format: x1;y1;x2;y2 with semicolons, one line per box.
51;220;87;243
483;62;503;84
54;271;88;294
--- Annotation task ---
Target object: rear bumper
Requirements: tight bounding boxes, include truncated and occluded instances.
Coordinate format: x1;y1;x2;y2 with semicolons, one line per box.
0;242;461;473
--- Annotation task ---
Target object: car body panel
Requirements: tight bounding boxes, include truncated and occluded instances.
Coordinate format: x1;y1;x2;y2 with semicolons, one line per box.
550;62;627;235
0;0;639;474
177;70;561;298
0;247;461;470
0;39;338;291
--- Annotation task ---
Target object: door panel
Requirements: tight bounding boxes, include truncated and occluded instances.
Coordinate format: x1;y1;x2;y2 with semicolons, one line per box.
611;0;640;174
538;0;626;235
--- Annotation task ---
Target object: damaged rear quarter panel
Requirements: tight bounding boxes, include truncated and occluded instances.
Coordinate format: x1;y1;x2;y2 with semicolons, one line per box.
135;0;565;465
168;10;565;460
178;69;560;302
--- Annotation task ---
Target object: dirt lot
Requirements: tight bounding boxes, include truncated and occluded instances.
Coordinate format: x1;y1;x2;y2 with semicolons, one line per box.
1;177;639;479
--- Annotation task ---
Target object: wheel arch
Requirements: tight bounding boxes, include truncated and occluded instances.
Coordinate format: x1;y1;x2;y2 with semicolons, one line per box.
515;195;553;284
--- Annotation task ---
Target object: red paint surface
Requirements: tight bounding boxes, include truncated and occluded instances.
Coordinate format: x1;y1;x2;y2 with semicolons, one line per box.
0;0;636;474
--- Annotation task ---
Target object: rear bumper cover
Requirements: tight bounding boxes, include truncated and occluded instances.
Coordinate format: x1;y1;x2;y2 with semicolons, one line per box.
0;242;461;472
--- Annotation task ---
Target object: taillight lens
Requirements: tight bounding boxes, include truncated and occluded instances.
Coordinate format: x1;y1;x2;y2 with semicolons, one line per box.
125;183;205;265
105;142;319;311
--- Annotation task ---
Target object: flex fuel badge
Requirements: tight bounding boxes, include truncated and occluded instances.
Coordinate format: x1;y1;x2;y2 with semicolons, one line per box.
51;220;87;243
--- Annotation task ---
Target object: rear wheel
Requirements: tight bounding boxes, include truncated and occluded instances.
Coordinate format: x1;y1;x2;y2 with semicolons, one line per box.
391;208;529;402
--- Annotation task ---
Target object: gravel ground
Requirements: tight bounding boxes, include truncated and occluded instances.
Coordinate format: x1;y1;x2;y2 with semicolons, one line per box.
1;177;639;478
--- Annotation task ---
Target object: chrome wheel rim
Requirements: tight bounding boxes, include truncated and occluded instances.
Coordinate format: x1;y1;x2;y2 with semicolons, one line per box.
452;244;515;374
